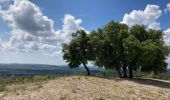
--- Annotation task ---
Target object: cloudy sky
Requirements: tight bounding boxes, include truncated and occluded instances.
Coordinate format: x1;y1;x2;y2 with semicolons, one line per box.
0;0;170;66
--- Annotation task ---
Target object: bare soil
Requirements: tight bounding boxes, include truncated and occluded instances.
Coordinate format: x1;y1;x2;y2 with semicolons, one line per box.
0;76;170;100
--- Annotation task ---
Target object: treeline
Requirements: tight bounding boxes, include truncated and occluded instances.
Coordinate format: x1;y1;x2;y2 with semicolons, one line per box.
62;21;169;78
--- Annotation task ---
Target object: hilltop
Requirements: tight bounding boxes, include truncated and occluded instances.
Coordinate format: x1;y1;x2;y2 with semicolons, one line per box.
0;76;170;100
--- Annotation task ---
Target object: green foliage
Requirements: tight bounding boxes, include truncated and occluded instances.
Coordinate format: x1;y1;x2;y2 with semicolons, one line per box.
130;25;147;42
0;75;55;92
62;21;169;78
123;35;141;68
62;30;91;75
63;30;89;67
94;21;129;70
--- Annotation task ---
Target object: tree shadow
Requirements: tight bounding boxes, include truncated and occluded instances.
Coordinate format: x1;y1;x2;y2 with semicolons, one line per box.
90;73;170;89
128;78;170;89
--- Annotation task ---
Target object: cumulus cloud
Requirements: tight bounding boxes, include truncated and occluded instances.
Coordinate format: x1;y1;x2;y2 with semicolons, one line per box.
164;3;170;13
56;14;86;42
44;51;63;58
0;0;58;51
62;14;82;34
0;0;86;55
1;0;55;37
122;4;162;30
164;28;170;45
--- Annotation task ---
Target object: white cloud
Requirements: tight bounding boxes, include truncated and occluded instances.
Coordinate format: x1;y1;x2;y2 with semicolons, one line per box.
0;0;87;55
62;14;82;34
1;0;55;37
57;14;86;42
46;51;63;58
0;0;58;51
164;3;170;13
164;28;170;45
122;4;162;30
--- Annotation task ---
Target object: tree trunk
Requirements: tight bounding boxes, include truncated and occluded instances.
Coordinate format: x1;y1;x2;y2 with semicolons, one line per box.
116;67;122;78
82;62;90;76
154;71;158;75
129;67;133;78
122;65;127;78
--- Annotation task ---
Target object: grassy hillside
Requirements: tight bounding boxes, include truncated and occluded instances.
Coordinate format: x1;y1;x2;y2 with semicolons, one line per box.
0;64;170;99
0;75;170;100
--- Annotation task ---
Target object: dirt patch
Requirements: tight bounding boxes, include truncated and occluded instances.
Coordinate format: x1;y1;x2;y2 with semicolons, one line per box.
0;76;170;100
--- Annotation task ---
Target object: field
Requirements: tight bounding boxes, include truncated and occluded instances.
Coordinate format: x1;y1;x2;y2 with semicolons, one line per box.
0;75;170;100
0;64;170;100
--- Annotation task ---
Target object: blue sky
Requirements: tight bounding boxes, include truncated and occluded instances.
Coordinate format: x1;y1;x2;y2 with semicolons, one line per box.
31;0;170;30
0;0;170;66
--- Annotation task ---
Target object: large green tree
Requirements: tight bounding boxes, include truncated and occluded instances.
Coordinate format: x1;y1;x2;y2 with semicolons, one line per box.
90;21;129;77
62;22;169;78
62;30;91;75
126;25;169;77
139;30;169;74
123;35;141;78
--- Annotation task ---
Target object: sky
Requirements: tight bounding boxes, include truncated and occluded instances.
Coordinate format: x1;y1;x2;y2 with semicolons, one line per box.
0;0;170;66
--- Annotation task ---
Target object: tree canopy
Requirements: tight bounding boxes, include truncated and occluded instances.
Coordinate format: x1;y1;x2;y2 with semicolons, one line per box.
62;21;169;78
62;30;91;75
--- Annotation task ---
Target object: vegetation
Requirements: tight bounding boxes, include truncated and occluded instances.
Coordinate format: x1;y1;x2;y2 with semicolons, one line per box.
0;75;55;92
1;75;170;100
140;72;170;80
62;21;169;78
62;30;92;75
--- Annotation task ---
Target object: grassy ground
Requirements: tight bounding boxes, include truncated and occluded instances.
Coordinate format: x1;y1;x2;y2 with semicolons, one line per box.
0;71;170;92
0;72;170;100
93;70;170;80
0;75;55;92
0;75;170;100
140;73;170;80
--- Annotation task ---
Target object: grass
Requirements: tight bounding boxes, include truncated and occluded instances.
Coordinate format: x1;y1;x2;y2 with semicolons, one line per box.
135;72;170;80
0;70;170;92
96;70;170;81
59;94;71;100
0;75;55;92
72;70;170;82
0;74;170;99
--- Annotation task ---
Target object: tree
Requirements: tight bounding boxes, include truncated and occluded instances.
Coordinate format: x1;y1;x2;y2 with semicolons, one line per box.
62;22;169;78
88;29;104;64
130;25;147;42
123;35;141;78
129;25;169;76
91;21;129;77
139;33;169;74
62;30;91;75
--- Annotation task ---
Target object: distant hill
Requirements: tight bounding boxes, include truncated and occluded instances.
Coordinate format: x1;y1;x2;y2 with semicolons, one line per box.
0;63;104;77
0;63;169;77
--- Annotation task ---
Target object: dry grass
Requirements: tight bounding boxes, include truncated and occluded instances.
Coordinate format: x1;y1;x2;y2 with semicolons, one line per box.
0;76;170;100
